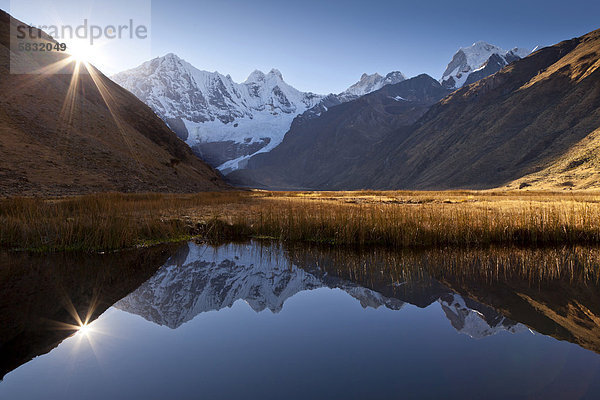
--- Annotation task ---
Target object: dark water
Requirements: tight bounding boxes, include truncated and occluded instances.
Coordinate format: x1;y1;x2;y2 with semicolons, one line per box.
1;242;600;399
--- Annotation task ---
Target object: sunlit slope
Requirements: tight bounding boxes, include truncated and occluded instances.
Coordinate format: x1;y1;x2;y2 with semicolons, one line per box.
0;10;226;196
507;127;600;190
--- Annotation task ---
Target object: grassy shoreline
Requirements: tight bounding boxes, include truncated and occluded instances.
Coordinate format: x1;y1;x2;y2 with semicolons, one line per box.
1;190;600;252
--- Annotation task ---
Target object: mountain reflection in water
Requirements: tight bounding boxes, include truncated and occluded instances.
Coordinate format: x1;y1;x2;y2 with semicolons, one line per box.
115;243;528;340
1;241;600;399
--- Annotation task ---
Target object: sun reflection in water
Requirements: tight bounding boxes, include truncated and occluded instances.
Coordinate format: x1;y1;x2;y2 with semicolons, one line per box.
76;323;93;337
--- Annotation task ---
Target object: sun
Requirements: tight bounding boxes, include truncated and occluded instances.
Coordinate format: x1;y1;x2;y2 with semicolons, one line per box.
68;42;94;64
76;323;93;336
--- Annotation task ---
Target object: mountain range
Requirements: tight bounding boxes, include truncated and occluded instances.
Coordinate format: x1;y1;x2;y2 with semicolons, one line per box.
367;29;600;190
3;5;600;194
112;56;408;173
112;56;323;172
111;39;537;184
230;29;600;190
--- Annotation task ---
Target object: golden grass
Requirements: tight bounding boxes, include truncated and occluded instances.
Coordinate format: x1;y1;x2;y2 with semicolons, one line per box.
286;244;600;286
1;190;600;251
0;192;246;251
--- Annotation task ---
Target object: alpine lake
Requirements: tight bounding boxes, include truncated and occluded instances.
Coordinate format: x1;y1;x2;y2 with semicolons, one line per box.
1;241;600;399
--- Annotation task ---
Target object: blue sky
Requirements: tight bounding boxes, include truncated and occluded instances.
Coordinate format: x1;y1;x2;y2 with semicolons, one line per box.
4;0;600;93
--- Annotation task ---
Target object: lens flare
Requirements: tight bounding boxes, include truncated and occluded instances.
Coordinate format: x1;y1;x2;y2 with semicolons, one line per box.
68;44;93;64
76;322;94;336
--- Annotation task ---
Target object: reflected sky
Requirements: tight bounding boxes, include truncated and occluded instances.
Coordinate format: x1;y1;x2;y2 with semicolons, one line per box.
1;242;600;399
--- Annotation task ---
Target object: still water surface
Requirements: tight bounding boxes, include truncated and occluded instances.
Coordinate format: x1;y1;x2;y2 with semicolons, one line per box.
1;242;600;399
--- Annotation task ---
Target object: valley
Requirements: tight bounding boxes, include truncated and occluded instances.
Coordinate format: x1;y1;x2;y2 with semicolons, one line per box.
2;3;600;399
1;9;599;254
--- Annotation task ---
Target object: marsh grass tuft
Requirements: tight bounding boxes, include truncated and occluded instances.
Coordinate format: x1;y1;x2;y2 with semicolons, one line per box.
0;192;246;252
248;199;600;247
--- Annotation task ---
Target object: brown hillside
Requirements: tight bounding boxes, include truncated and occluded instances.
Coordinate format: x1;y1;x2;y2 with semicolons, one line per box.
507;127;600;190
373;28;600;190
0;10;227;196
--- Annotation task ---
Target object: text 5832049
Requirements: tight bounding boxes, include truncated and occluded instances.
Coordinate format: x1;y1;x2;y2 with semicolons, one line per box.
17;42;67;52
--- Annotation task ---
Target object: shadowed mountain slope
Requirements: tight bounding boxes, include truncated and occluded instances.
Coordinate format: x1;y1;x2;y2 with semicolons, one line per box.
228;74;451;189
0;10;227;196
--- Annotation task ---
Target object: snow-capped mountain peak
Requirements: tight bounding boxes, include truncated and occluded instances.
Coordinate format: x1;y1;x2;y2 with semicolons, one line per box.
268;68;283;79
112;55;323;173
245;69;267;83
339;70;406;101
441;41;531;89
163;52;180;61
384;71;406;82
464;41;505;64
345;72;384;95
245;68;284;83
508;47;532;59
361;72;377;80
